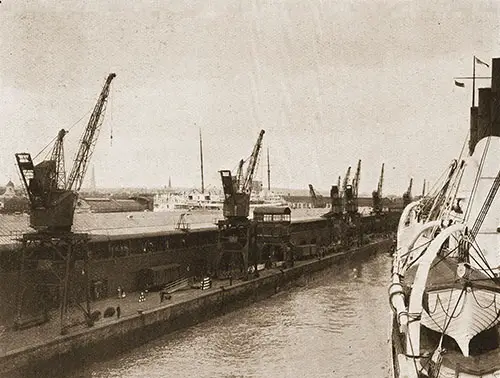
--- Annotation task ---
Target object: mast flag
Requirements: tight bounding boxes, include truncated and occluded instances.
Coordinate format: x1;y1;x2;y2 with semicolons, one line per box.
475;57;490;67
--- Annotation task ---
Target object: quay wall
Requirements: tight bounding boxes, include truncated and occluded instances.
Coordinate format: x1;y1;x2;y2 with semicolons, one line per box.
1;237;393;376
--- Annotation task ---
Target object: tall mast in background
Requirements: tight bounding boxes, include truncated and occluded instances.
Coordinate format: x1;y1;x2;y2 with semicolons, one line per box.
199;128;205;193
267;147;271;191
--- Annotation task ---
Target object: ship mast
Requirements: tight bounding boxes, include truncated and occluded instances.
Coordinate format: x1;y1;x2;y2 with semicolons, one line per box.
267;147;271;191
199;127;205;194
472;55;476;107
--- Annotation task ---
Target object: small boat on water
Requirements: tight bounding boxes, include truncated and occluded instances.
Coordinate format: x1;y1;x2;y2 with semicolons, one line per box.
389;57;500;377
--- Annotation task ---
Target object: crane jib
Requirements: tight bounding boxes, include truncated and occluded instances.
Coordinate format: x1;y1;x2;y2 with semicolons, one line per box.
67;73;116;192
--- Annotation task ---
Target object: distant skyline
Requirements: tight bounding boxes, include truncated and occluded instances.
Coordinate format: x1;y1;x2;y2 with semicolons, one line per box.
1;0;500;196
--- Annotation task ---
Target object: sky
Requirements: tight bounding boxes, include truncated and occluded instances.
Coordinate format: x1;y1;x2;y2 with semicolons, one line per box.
1;0;500;196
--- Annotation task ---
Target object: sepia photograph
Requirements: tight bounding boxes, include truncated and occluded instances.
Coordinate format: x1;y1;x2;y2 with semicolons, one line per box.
1;0;500;377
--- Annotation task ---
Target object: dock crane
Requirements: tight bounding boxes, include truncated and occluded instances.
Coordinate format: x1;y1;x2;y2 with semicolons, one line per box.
324;161;361;247
352;159;361;199
340;167;351;213
308;184;326;208
342;166;351;195
234;159;245;192
13;73;116;334
403;177;413;207
345;160;361;215
16;73;116;232
324;175;342;218
340;160;361;247
330;175;343;216
216;130;265;278
372;163;384;215
219;130;265;221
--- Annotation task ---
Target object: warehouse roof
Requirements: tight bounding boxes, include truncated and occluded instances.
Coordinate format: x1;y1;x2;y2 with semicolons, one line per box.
0;211;218;249
0;208;329;250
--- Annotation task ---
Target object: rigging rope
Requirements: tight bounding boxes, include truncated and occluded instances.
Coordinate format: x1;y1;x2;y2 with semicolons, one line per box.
421;131;468;223
429;242;460;271
33;108;93;161
469;239;498;280
469;168;500;238
465;96;500;222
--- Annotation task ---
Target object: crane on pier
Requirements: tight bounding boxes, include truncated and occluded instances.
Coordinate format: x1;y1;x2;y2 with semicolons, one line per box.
342;166;351;195
216;130;265;279
352;159;361;199
308;184;326;208
345;160;361;215
372;163;384;215
403;177;413;207
16;73;116;232
14;73;117;334
219;130;265;222
325;175;343;218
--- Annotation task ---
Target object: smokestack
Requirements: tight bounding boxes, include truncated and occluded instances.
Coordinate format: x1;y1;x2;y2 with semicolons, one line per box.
477;87;492;143
491;58;500;137
469;58;500;154
491;58;500;93
469;106;479;155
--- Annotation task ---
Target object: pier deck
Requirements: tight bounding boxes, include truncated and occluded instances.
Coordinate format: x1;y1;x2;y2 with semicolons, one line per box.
0;268;272;356
0;251;330;357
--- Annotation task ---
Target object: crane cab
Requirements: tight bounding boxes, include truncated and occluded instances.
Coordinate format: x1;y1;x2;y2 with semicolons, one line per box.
344;185;358;214
16;153;77;232
220;170;250;219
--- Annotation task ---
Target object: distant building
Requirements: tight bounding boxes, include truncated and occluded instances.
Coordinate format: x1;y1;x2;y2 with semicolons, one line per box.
2;181;15;199
154;188;223;211
0;181;29;213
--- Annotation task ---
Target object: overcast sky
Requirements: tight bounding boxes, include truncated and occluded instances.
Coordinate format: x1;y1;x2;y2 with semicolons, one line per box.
1;0;500;196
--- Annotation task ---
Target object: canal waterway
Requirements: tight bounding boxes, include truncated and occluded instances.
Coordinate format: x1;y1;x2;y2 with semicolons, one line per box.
54;250;392;378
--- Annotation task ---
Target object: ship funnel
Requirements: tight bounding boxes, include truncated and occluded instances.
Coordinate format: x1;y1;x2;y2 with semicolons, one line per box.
470;58;500;154
469;107;478;155
492;58;500;92
476;87;492;144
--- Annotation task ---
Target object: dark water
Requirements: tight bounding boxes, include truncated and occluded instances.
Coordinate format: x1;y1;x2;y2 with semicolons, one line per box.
61;252;392;378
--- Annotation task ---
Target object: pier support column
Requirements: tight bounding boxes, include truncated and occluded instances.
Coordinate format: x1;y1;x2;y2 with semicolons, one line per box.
14;232;91;335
